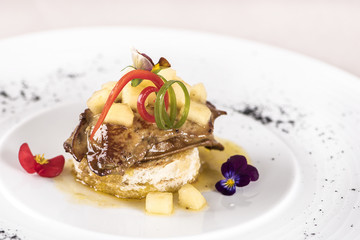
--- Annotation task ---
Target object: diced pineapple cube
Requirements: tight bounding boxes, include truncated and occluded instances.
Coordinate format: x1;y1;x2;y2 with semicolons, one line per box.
101;81;117;90
101;67;134;91
101;81;122;102
185;100;211;126
172;81;192;108
190;83;207;103
158;68;177;80
100;67;136;102
146;192;173;215
122;80;156;110
103;103;134;127
178;184;207;210
86;89;111;114
158;68;192;108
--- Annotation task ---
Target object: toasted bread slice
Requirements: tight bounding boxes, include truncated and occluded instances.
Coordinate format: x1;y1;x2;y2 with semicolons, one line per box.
72;148;200;199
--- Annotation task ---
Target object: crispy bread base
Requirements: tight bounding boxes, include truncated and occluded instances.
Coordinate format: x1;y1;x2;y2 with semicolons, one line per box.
72;148;200;199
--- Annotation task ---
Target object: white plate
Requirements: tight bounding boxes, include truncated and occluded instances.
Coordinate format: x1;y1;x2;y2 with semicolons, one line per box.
0;27;359;240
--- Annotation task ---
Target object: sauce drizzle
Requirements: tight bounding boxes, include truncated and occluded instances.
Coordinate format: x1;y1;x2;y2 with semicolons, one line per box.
55;138;249;209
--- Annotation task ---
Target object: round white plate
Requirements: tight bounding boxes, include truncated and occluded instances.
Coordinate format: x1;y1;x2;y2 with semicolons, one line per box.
0;27;360;240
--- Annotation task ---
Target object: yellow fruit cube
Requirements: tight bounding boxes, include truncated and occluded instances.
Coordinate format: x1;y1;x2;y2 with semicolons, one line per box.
103;103;134;127
101;81;122;102
122;80;156;110
190;83;207;103
185;100;211;126
146;192;173;215
86;89;111;114
158;68;192;108
178;184;207;210
158;68;177;80
101;81;117;90
101;66;134;91
172;80;191;108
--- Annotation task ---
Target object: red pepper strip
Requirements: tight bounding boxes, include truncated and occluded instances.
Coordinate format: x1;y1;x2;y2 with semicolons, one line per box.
90;70;168;140
137;86;158;123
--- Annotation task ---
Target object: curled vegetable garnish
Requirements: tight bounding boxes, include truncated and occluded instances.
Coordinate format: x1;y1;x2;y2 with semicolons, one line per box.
91;51;190;139
137;74;190;129
90;70;169;140
18;143;65;178
154;80;190;130
137;86;159;123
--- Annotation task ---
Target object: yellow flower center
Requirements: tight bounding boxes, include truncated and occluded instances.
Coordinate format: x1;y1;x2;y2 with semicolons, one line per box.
225;178;235;188
151;64;161;73
35;154;49;165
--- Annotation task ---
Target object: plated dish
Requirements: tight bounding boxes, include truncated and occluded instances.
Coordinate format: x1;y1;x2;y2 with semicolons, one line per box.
0;27;360;240
61;48;257;213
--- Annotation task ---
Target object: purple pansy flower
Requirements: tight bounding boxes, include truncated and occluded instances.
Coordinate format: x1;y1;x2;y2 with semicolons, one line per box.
215;155;259;196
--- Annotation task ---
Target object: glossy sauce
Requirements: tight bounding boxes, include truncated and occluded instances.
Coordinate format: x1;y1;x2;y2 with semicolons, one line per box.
54;138;248;209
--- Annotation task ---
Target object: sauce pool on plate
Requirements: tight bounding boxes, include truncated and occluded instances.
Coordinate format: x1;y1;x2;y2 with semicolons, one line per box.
54;138;249;210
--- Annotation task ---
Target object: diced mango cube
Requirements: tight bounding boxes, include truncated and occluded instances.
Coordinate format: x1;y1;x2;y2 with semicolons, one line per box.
86;89;111;114
158;68;177;80
185;100;211;126
172;80;191;108
101;81;122;102
122;80;156;110
103;103;134;127
178;184;207;210
146;192;173;215
158;68;192;108
101;81;117;90
190;83;207;103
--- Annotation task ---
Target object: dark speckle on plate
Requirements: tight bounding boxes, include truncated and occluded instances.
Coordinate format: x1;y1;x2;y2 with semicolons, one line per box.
0;228;22;240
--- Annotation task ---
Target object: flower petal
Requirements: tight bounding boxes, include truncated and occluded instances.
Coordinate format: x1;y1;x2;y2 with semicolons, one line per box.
215;179;236;196
227;155;248;173
237;175;251;187
131;48;154;71
233;174;241;186
35;155;65;178
246;165;259;181
18;143;36;173
221;161;235;179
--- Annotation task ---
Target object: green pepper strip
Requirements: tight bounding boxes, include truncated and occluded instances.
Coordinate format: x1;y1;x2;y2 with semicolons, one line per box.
154;80;190;129
157;75;177;127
